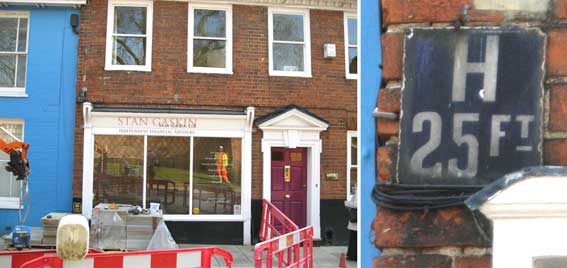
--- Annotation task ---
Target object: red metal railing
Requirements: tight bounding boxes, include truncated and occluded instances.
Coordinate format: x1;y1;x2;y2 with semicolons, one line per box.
0;249;103;268
258;199;299;241
17;247;233;268
254;226;314;268
255;199;313;268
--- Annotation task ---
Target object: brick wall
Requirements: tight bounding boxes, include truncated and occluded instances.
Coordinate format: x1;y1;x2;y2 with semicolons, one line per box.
374;0;567;267
73;0;356;201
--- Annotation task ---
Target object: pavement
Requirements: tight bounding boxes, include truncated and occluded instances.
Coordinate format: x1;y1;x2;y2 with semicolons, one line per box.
180;244;357;268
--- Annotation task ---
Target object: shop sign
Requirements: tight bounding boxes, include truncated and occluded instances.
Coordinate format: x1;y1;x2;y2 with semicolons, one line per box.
89;112;248;135
116;116;197;135
398;28;545;185
118;116;197;128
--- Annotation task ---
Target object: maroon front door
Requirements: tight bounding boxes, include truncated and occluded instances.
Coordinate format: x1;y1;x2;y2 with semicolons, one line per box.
271;147;307;227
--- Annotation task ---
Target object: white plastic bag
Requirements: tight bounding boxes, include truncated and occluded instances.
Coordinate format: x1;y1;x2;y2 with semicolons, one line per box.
147;220;178;250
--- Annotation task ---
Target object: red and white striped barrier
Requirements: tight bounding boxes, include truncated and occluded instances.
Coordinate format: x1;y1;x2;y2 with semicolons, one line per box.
254;226;314;268
17;247;233;268
0;249;102;268
259;199;299;241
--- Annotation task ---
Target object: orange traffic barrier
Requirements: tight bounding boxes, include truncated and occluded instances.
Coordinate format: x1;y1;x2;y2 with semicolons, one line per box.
17;247;233;268
254;226;314;268
255;199;313;268
0;249;102;268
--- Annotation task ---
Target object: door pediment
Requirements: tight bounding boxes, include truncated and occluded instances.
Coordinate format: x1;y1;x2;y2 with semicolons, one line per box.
256;105;329;131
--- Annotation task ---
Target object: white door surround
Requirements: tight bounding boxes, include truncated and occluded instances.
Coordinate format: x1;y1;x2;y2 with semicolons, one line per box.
467;167;567;268
257;106;329;240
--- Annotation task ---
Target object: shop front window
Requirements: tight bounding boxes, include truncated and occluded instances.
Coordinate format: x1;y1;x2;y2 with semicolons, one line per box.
92;135;242;216
192;137;241;215
93;135;144;206
146;136;190;214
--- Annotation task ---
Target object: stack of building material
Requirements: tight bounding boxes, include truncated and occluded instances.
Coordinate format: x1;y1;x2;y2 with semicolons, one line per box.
90;203;162;251
41;212;71;246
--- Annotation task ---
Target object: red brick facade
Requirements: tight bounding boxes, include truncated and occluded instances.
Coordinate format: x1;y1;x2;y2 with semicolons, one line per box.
375;0;567;267
73;0;356;202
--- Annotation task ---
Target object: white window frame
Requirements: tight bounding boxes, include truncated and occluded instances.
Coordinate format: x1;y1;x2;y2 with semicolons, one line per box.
344;13;358;80
187;4;233;74
0;11;30;98
346;130;357;200
268;8;311;78
105;0;153;72
0;118;24;209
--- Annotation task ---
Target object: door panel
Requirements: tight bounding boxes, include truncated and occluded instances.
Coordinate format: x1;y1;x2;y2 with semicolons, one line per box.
289;201;304;225
271;147;307;227
290;166;303;189
271;166;285;191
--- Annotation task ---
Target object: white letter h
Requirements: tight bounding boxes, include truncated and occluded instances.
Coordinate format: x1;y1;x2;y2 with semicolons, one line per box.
452;35;500;102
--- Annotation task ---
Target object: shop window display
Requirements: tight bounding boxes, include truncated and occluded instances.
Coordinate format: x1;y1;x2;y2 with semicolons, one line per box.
146;136;190;214
192;137;241;215
93;135;144;206
93;135;242;216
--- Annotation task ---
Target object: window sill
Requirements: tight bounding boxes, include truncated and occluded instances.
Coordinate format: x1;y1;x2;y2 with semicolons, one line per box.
187;68;233;75
269;71;312;78
104;65;152;72
0;88;28;98
0;197;20;210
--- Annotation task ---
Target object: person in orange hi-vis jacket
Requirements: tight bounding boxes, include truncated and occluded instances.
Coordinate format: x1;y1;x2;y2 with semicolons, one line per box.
215;145;230;183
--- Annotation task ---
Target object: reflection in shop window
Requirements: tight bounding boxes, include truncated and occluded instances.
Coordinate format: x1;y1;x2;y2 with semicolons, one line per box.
92;135;243;216
192;137;241;215
146;136;190;215
93;135;144;206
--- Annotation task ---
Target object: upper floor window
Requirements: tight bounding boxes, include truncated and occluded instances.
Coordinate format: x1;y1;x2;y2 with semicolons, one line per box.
0;12;29;97
344;14;357;79
268;8;311;77
0;119;24;209
105;0;153;72
188;4;232;74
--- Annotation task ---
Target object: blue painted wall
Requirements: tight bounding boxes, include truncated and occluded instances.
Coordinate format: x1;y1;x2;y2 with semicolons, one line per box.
360;0;382;266
0;7;78;231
